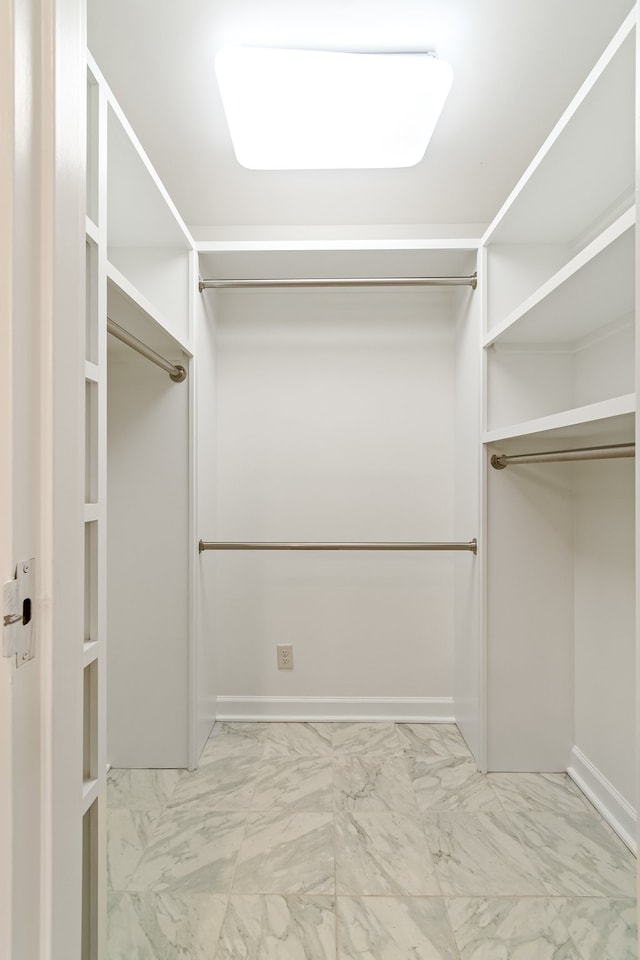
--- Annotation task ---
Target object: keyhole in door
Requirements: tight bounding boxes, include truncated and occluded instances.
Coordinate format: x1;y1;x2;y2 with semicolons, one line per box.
22;597;31;626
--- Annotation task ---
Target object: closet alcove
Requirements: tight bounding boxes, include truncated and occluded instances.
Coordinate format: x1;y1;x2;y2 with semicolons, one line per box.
81;3;638;949
481;9;636;844
194;244;482;753
106;311;191;769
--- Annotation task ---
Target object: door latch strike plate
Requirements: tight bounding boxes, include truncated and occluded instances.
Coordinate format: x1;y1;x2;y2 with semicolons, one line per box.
2;559;35;667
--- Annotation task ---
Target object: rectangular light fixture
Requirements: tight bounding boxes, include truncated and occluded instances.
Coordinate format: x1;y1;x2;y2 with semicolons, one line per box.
215;47;453;170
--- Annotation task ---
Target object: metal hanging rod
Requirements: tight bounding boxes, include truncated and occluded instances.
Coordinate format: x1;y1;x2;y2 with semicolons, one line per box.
199;274;477;293
107;317;187;383
199;539;477;554
491;442;635;470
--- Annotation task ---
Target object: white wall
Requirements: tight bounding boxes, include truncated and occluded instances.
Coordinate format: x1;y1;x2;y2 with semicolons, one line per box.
107;342;190;766
206;287;458;717
486;462;575;771
574;459;636;805
486;453;636;819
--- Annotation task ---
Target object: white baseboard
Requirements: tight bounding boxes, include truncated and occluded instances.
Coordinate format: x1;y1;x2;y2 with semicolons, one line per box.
567;746;637;855
215;696;455;723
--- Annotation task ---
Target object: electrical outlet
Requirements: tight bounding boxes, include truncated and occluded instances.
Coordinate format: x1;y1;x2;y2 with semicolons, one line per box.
277;644;293;670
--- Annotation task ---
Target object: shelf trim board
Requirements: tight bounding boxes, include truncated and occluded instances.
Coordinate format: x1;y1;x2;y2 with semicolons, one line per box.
106;261;193;357
81;778;101;816
483;394;636;445
195;238;482;254
85;216;99;244
85;360;99;383
482;7;636;246
483;206;635;348
83;641;100;668
84;504;99;523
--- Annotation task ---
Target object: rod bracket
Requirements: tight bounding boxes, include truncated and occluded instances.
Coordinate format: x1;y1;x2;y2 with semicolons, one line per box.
490;454;507;470
170;365;187;383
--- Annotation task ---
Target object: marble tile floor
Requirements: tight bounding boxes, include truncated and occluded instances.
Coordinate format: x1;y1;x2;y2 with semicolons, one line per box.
107;721;637;959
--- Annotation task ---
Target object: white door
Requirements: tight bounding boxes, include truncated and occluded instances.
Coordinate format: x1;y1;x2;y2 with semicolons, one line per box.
2;0;87;957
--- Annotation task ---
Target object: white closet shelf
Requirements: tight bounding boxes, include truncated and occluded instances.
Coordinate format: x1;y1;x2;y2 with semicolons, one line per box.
197;244;478;286
483;10;635;247
195;237;480;252
85;216;99;244
83;640;99;668
107;261;192;356
81;778;100;815
484;207;635;347
84;504;99;523
483;393;635;447
106;95;193;250
85;360;99;383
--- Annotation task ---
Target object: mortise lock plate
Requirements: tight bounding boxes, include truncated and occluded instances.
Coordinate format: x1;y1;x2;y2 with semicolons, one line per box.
3;559;35;667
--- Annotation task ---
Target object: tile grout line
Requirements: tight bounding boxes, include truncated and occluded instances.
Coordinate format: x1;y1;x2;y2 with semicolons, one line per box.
546;896;590;960
211;730;269;956
332;732;340;960
106;725;638;956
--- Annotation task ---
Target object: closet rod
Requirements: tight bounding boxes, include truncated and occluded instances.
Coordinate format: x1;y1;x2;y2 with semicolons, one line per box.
491;442;635;469
107;317;187;383
198;274;477;292
199;539;478;554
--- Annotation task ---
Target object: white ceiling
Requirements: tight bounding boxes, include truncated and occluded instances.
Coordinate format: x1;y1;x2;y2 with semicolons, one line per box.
88;0;634;237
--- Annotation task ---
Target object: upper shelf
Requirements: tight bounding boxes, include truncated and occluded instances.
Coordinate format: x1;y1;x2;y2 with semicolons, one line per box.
484;10;635;249
484;207;635;348
107;261;192;357
107;102;193;251
483;393;635;449
197;244;479;284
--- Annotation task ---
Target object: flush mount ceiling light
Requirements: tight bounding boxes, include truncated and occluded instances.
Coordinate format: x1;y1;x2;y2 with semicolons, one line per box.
215;47;453;170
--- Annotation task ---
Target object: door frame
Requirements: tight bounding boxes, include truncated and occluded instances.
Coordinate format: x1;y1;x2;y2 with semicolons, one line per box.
40;0;86;955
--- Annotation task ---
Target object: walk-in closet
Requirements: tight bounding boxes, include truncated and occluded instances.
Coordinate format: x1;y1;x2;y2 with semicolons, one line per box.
78;1;639;957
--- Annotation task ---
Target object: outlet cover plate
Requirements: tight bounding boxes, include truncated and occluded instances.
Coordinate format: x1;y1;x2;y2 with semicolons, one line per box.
277;644;293;669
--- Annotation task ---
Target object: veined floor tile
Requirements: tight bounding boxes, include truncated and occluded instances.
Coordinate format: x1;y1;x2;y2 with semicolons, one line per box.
214;896;336;960
168;752;259;810
423;813;546;896
107;891;227;960
107;769;182;811
511;812;637;897
331;722;403;758
554;898;638;960
446;897;580;959
128;805;247;894
263;722;333;758
407;756;502;813
333;756;418;813
335;811;440;895
251;756;333;812
396;723;472;761
204;722;269;761
488;772;593;814
337;897;459;960
233;810;334;894
107;809;161;891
